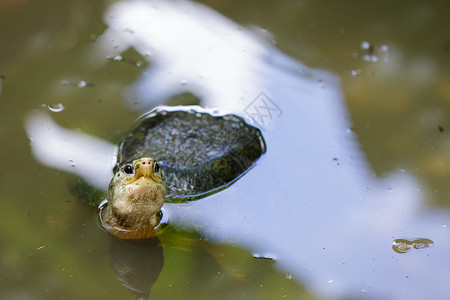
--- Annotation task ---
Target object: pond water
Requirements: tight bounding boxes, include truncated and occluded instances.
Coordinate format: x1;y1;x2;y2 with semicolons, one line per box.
2;0;450;299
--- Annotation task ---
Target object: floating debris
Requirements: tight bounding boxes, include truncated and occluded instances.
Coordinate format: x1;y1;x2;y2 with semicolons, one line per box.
107;55;144;67
252;252;277;260
68;159;76;167
392;238;434;254
0;74;5;95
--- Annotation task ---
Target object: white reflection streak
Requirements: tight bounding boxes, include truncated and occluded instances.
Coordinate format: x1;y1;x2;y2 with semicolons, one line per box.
25;111;116;190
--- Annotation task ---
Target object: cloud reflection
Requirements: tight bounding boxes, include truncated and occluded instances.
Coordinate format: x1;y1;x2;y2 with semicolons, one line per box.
25;111;116;190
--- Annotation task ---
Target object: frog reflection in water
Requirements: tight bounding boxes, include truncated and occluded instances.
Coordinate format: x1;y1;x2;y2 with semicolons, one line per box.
101;158;166;239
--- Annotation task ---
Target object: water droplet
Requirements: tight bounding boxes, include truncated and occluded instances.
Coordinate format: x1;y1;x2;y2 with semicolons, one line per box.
48;103;64;112
380;45;389;52
350;69;362;77
285;274;294;280
360;41;370;50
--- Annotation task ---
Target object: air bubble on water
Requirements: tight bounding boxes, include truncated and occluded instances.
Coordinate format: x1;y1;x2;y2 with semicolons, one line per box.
77;81;87;88
362;54;378;63
47;103;64;112
285;274;294;280
136;61;143;67
350;69;361;77
360;41;370;50
380;45;389;52
181;80;187;86
113;55;123;61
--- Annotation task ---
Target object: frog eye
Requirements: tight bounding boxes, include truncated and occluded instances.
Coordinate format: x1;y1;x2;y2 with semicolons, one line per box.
154;162;160;174
122;164;134;175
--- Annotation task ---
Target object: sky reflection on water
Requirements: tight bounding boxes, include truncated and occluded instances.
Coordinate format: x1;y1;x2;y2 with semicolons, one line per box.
26;0;450;299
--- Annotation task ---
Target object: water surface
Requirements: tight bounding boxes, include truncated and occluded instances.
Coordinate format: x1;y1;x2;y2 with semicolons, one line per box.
1;0;450;299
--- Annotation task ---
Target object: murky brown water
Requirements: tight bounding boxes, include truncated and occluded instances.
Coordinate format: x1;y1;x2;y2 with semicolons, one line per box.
1;0;449;299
